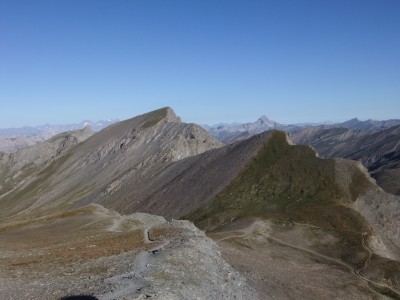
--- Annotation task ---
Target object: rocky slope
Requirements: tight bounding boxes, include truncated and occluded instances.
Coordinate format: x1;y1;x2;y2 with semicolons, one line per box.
0;107;223;221
1;107;400;299
0;126;93;215
0;120;117;153
0;126;93;172
0;204;256;299
0;135;48;153
291;125;400;195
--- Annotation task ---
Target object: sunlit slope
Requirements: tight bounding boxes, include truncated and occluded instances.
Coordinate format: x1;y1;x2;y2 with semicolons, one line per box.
0;107;222;221
0;203;255;299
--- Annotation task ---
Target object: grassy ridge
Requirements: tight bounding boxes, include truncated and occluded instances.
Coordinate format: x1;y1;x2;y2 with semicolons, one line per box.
187;131;374;265
189;131;351;227
185;131;400;292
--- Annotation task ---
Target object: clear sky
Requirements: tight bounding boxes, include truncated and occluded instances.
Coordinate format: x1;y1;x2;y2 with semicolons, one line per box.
0;0;399;127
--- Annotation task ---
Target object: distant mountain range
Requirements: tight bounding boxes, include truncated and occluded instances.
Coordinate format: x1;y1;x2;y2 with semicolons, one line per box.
203;116;400;144
0;119;118;137
0;119;118;153
339;117;400;131
202;116;302;144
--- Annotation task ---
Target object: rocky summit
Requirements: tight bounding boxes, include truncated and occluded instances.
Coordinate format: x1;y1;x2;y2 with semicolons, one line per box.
1;107;400;299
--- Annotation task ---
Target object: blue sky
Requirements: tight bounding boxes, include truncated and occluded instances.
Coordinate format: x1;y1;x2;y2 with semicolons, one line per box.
0;0;399;127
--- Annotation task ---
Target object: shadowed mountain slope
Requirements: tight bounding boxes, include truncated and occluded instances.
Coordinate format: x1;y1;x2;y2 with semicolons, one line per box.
291;125;400;195
80;131;271;218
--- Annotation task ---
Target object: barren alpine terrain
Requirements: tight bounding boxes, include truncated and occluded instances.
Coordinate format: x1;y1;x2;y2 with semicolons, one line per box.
1;108;400;299
0;204;256;299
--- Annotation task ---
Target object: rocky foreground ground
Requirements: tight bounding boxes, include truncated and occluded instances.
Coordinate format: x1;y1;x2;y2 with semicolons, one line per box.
0;204;257;299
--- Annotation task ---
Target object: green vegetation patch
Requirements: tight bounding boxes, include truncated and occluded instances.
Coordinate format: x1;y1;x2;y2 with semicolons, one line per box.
187;131;398;295
189;131;348;229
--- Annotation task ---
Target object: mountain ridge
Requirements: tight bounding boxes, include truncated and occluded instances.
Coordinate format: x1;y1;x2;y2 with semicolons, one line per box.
0;118;118;153
203;115;400;144
1;107;400;299
291;124;400;195
0;107;223;221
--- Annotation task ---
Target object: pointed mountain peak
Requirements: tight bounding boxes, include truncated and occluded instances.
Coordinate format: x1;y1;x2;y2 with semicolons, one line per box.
258;115;271;123
344;117;360;123
256;115;275;127
136;107;181;129
163;107;182;123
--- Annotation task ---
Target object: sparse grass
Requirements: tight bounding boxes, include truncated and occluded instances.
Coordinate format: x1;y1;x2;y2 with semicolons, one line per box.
365;254;400;293
0;211;150;278
189;131;349;229
0;151;73;220
0;163;38;196
189;132;373;235
369;282;400;300
45;230;146;262
0;205;97;232
349;167;372;201
142;107;169;129
188;130;374;270
1;229;149;279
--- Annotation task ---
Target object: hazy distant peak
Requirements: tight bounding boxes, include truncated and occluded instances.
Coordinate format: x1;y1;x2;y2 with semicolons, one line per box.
258;115;271;122
257;115;275;127
341;117;360;125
